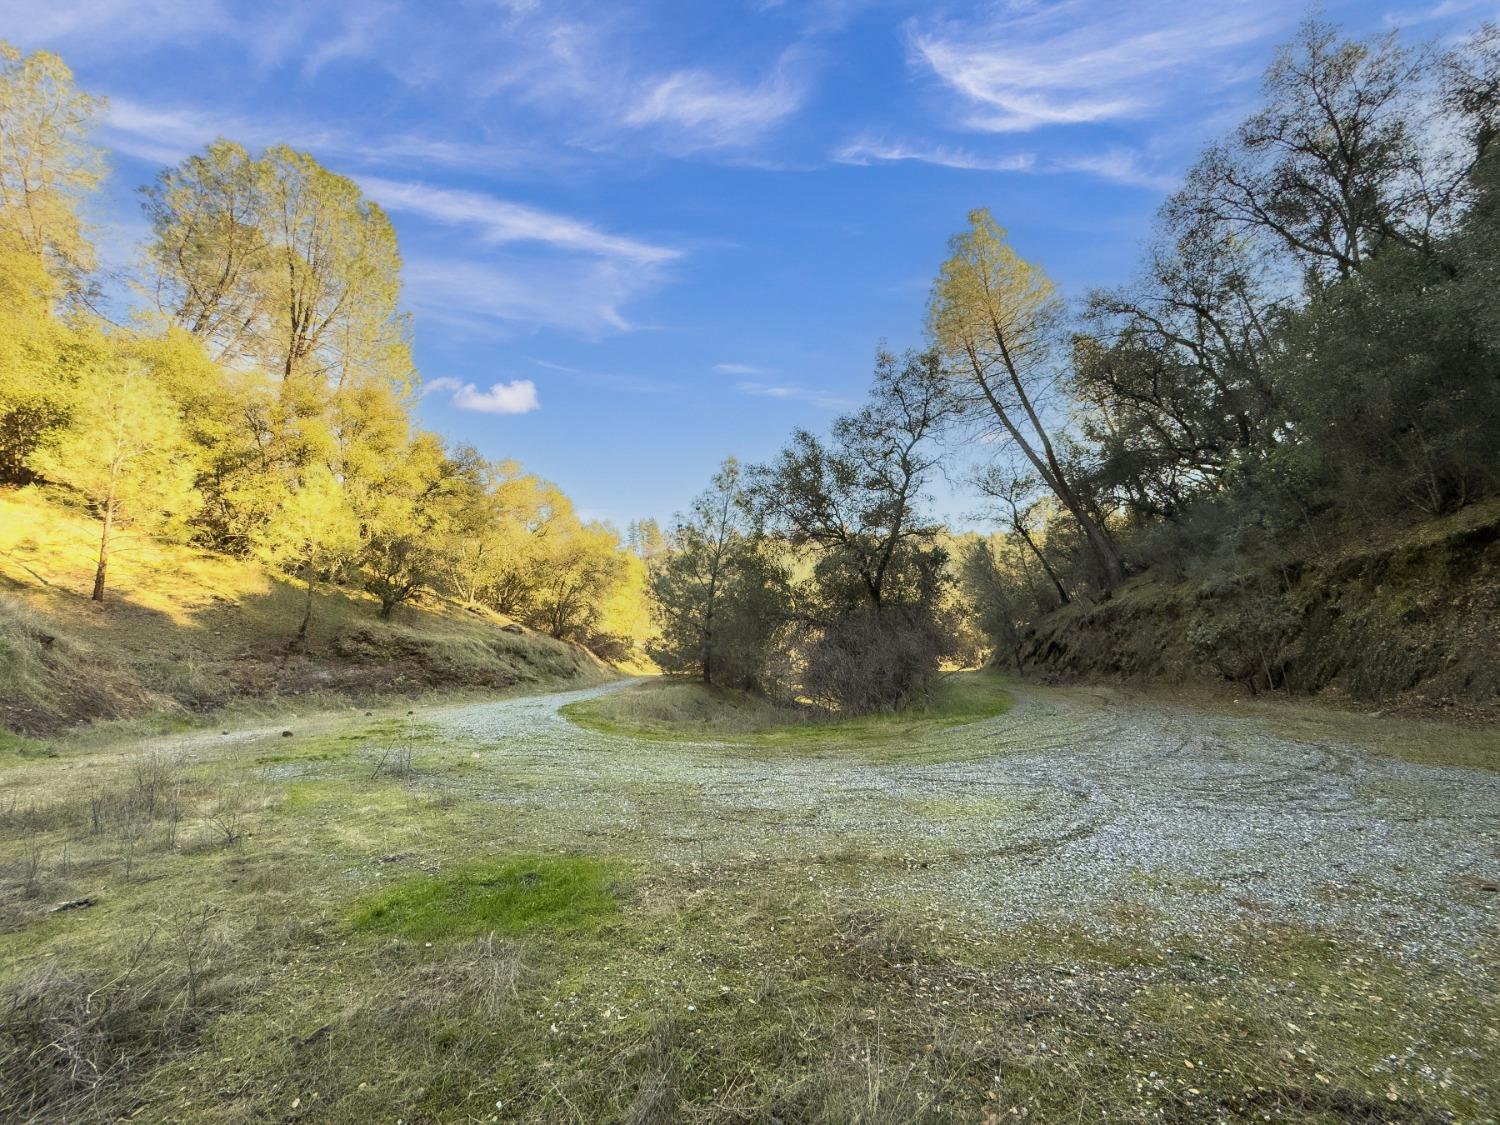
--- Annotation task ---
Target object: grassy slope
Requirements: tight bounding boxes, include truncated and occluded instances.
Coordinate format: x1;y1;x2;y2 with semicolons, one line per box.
0;487;611;737
0;701;1493;1122
1022;498;1500;717
561;671;1013;756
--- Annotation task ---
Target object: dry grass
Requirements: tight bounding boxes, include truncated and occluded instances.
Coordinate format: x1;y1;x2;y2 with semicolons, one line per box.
0;486;611;736
561;671;1013;752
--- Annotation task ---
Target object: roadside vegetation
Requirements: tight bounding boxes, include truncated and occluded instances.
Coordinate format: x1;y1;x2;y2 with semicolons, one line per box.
0;40;653;722
562;670;1012;752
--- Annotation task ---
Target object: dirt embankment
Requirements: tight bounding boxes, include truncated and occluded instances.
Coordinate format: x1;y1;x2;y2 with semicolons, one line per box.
1018;501;1500;717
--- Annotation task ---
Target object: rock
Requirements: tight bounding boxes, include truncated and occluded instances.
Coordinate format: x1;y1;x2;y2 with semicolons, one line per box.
502;623;525;634
281;730;294;738
50;897;96;912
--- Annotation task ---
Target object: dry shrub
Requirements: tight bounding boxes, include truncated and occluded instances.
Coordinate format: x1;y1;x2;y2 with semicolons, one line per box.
0;910;234;1121
802;605;950;714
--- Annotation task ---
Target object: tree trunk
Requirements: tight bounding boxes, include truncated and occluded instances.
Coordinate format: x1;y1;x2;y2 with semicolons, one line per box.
968;352;1127;592
91;499;114;603
297;573;315;643
1014;522;1070;606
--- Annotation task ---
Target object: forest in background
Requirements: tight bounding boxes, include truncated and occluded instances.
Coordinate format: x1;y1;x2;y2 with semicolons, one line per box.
2;16;1498;721
647;17;1500;712
0;40;652;664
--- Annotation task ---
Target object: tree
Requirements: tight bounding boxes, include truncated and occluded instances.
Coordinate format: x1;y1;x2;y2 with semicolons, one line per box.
142;139;269;362
747;353;956;711
1277;241;1500;517
255;466;360;643
475;470;574;619
1076;219;1285;518
143;143;413;479
1168;22;1463;282
929;209;1126;590
648;458;790;687
751;349;953;613
0;236;68;481
626;517;667;561
259;147;411;403
959;537;1028;672
0;41;103;295
1444;23;1500;165
359;435;468;619
37;354;198;602
972;467;1070;606
532;521;624;641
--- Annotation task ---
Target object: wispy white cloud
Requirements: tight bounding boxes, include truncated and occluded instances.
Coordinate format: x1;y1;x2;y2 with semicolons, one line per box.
476;11;816;154
909;1;1301;133
0;0;229;56
363;180;681;337
1383;0;1497;27
359;178;679;265
531;359;675;394
835;136;1176;191
735;380;853;410
102;96;555;175
1050;150;1179;192
404;257;659;337
712;362;763;374
425;376;540;415
624;50;810;150
834;137;1036;173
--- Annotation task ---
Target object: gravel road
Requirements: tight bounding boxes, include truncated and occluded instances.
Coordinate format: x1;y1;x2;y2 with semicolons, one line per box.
426;680;1500;960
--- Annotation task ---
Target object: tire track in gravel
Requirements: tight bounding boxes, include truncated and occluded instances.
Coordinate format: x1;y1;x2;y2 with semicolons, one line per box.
426;678;1500;961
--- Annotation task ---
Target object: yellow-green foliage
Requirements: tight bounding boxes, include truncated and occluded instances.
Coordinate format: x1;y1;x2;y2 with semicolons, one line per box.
0;487;609;734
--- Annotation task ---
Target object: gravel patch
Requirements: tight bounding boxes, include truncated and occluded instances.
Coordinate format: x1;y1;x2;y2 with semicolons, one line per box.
428;680;1500;961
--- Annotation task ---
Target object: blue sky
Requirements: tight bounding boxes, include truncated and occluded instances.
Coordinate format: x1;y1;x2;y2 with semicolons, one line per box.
4;0;1493;527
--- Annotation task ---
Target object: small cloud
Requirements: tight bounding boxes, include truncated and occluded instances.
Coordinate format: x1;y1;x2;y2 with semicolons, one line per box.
735;380;853;410
835;135;1174;191
713;362;763;374
834;137;1036;173
624;49;810;150
361;177;680;265
425;376;539;415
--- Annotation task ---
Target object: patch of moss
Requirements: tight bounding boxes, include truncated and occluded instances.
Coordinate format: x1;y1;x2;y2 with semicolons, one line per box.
349;855;621;940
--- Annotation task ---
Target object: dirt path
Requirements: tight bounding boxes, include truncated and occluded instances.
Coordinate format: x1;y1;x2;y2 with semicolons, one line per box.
426;681;1500;960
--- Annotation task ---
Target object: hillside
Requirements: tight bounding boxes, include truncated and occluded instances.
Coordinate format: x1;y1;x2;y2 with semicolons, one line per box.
0;487;613;737
1017;500;1500;719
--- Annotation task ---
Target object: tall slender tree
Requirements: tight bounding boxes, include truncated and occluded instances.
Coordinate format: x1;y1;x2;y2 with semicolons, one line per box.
0;41;103;296
929;209;1126;590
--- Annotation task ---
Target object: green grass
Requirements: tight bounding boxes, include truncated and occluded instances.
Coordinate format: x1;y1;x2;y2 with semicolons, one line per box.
562;669;1014;752
349;856;621;940
2;678;1495;1122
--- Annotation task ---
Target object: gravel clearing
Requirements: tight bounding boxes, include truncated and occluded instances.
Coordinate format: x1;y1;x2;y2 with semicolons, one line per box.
428;679;1500;961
